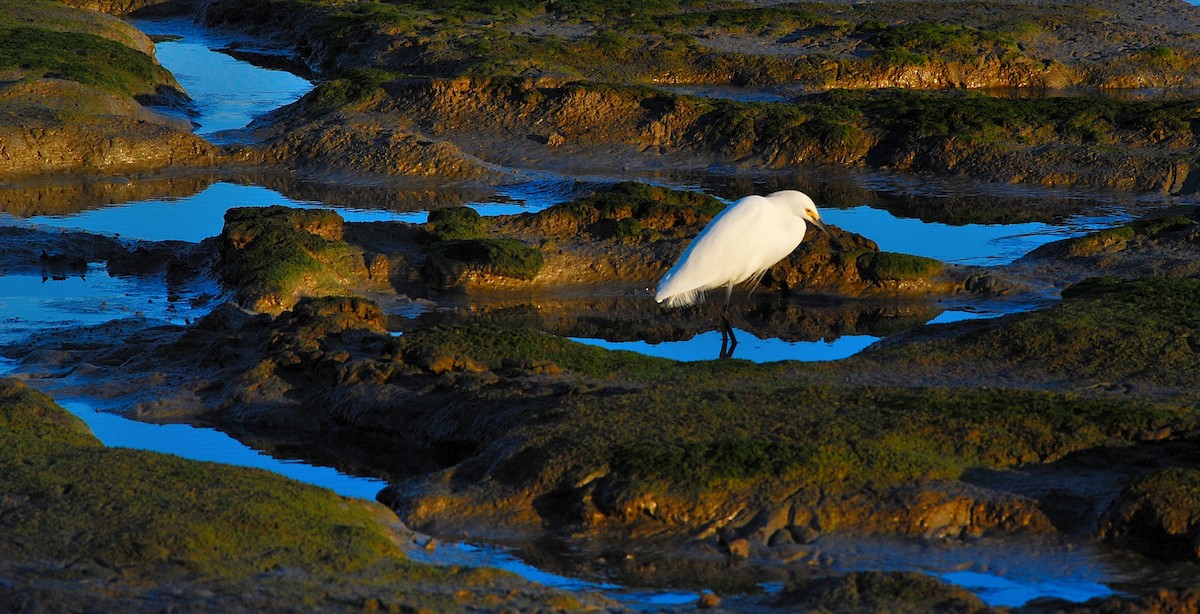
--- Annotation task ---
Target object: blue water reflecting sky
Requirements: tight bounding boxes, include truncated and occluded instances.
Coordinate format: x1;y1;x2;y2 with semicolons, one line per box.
17;182;425;243
136;18;313;135
572;330;880;363
61;399;388;501
822;205;1111;266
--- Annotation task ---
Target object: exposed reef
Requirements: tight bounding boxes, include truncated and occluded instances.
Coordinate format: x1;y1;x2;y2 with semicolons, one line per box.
5;0;1200;610
0;377;608;612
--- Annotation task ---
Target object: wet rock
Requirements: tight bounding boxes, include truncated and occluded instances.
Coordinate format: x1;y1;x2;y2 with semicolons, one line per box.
421;238;544;288
1021;212;1200;281
1024;587;1200;613
776;571;991;613
725;538;751;559
0;227;125;273
767;529;794;547
0;377;608;612
218;206;384;313
1100;467;1200;562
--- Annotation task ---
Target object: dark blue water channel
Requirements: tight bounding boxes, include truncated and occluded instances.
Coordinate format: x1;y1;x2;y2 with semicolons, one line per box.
0;15;1171;607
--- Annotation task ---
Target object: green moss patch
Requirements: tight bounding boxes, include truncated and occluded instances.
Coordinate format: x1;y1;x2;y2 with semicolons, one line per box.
219;206;362;312
856;251;944;282
524;181;726;240
589;379;1192;495
862;277;1200;388
1064;214;1197;256
0;379;99;457
860;21;1021;64
392;312;1197;502
302;67;400;115
400;322;671;378
0;379;406;577
426;237;544;282
0;26;171;97
428;205;488;240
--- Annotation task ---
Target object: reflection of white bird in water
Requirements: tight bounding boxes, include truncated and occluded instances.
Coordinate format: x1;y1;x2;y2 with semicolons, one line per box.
655;190;835;356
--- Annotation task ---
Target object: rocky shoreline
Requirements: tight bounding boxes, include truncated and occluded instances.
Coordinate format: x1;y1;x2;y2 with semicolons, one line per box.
3;0;1200;611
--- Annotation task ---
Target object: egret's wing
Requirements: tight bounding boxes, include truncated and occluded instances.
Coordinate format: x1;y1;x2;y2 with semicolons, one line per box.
656;196;776;306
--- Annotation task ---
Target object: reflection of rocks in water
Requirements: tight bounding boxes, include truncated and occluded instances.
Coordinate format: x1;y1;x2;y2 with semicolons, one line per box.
0;173;218;217
0;226;126;274
231;171;493;213
701;169;1119;225
0;171;492;219
435;292;942;345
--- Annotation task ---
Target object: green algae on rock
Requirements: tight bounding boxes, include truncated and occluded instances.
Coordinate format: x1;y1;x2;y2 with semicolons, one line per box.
428;205;489;240
1101;467;1200;563
776;570;991;613
1053;214;1198;258
858;276;1200;392
1;375;608;611
0;379;404;577
856;251;945;283
219;206;386;313
423;237;544;286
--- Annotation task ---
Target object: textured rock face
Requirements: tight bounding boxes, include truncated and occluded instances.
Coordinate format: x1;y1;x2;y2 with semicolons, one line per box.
217;206;388;314
258;112;497;180
1100;468;1200;562
0;0;221;180
0;117;220;178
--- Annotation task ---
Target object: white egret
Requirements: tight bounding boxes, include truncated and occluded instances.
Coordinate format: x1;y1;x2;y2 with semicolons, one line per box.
654;190;835;355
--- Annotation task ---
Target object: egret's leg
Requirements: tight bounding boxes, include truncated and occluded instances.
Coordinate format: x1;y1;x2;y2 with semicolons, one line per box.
720;283;738;348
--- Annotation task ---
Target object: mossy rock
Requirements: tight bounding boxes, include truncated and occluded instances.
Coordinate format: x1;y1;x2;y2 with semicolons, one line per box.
393;314;1197;511
400;322;671;379
1063;214;1197;257
0;378;402;577
523;182;727;239
219;206;369;313
1102;467;1200;562
286;295;388;335
428;205;488;240
777;571;990;613
0;0;179;99
856;251;944;282
861;276;1200;389
0;377;602;609
422;237;544;286
0;378;99;458
300;67;399;116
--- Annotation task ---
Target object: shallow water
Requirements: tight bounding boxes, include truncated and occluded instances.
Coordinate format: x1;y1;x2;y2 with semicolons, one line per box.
0;15;1169;608
13;181;427;243
571;330;881;362
133;17;313;137
0;265;215;345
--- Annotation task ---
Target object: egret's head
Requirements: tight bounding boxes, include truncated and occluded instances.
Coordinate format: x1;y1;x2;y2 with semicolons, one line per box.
769;190;822;223
770;189;838;245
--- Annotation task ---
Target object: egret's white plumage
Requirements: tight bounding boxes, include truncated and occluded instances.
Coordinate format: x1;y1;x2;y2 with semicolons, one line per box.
655;190;829;308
